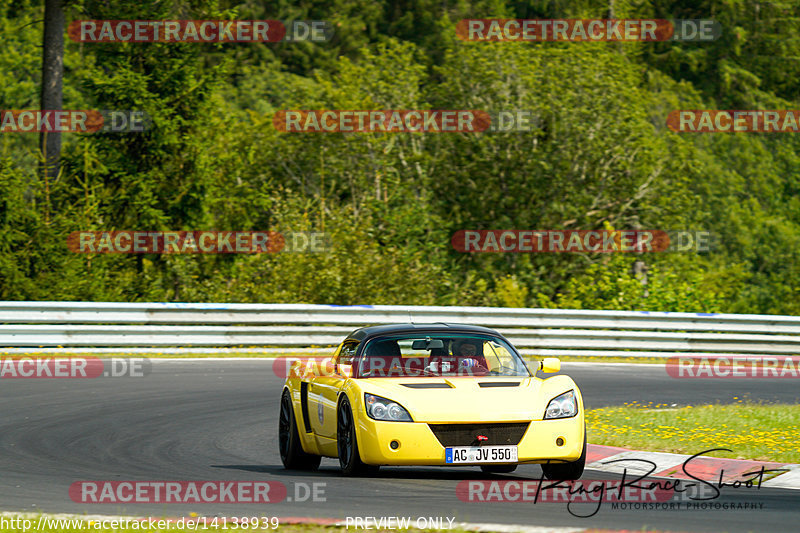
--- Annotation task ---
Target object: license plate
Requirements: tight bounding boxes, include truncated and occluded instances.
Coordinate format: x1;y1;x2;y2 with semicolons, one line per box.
445;445;518;464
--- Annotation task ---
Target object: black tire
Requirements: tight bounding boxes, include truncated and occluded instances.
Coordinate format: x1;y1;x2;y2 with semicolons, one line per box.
480;464;518;474
541;431;586;481
337;396;379;476
278;389;321;470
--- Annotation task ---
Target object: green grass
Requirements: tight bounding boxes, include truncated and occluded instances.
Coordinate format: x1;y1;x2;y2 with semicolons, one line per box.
586;401;800;463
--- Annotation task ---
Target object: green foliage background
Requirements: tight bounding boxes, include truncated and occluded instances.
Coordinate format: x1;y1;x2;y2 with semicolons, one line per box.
1;0;798;313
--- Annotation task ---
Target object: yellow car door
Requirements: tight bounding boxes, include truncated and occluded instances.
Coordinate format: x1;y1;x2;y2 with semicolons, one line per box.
310;341;357;440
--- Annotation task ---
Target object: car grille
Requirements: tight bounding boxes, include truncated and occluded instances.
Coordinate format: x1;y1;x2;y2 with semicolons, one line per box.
427;422;529;447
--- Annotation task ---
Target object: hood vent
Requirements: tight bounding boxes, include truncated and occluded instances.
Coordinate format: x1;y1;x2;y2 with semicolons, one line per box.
401;382;453;389
478;381;520;388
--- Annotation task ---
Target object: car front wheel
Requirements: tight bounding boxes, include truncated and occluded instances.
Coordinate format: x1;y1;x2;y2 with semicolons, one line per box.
337;396;379;476
541;431;586;481
480;464;518;474
278;390;321;470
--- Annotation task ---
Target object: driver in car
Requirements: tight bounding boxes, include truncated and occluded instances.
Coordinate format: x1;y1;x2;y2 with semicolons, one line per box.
453;339;486;375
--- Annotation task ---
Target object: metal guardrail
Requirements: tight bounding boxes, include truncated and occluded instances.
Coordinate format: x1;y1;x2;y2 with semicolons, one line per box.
1;301;799;358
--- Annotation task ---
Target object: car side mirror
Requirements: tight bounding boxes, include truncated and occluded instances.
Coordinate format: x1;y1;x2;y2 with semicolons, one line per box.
539;357;561;373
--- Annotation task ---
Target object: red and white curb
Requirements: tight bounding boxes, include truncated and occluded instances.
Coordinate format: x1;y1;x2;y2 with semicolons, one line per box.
587;444;800;489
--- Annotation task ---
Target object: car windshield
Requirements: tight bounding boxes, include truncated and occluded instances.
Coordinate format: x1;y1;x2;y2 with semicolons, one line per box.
355;333;531;378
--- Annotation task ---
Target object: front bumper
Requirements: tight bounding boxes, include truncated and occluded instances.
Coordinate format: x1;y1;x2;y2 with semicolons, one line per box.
355;415;584;466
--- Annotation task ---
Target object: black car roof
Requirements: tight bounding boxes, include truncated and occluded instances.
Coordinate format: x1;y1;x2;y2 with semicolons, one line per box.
345;323;503;343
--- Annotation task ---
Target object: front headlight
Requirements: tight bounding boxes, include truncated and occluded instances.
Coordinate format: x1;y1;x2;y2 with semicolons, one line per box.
364;393;413;422
544;390;578;419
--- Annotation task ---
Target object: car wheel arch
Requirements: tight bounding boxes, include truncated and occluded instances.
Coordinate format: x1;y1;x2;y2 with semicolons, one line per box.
336;392;366;457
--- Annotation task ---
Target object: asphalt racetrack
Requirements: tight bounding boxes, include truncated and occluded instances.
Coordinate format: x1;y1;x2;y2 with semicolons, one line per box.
1;360;799;532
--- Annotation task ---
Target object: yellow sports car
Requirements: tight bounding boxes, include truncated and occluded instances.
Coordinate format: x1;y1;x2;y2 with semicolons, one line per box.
278;323;585;477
